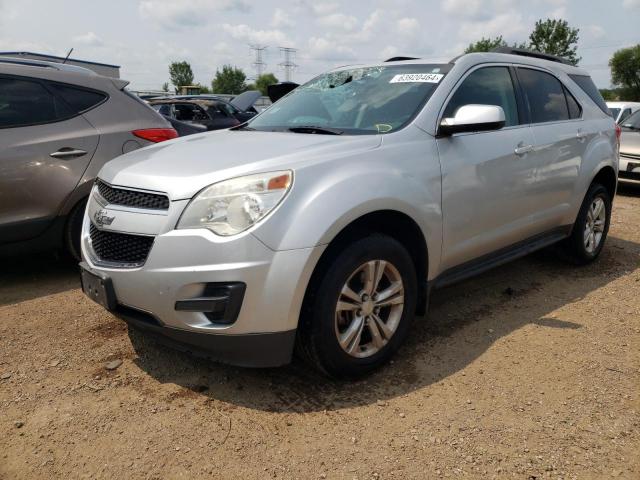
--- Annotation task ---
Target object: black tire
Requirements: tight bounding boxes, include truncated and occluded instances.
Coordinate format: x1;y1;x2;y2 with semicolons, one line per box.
64;199;87;262
560;183;611;265
297;234;417;378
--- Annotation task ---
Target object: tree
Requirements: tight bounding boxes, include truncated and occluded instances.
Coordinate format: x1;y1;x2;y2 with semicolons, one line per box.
169;61;194;89
528;18;580;65
609;45;640;101
161;82;169;92
211;65;247;94
465;36;508;54
246;73;279;96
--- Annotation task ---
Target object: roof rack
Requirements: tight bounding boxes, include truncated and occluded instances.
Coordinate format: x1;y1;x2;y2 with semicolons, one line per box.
385;56;419;62
491;47;572;65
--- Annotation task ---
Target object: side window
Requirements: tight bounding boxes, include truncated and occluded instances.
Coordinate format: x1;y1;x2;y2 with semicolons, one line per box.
564;87;582;119
0;77;72;128
47;83;107;113
443;66;519;127
619;108;632;123
518;68;568;123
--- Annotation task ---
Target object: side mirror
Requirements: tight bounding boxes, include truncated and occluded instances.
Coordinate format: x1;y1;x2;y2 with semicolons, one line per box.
439;104;506;136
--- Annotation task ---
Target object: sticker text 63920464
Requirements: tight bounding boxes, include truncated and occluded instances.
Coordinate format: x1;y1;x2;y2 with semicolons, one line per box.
389;73;444;84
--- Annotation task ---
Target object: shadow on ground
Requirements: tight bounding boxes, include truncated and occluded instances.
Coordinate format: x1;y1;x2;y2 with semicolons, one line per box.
0;252;78;307
129;233;640;413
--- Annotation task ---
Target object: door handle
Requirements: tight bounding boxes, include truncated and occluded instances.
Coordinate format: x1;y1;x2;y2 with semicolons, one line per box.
50;148;88;159
514;144;534;156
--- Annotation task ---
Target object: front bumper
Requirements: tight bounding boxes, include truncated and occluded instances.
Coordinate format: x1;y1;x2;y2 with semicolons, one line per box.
619;155;640;181
81;193;324;367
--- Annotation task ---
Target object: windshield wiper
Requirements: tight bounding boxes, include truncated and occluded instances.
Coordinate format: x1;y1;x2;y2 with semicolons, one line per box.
288;126;344;135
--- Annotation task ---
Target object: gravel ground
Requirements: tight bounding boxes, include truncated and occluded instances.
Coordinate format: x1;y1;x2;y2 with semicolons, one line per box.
1;184;639;480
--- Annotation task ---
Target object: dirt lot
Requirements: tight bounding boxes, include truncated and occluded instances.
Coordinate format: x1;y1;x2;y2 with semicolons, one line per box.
1;185;639;480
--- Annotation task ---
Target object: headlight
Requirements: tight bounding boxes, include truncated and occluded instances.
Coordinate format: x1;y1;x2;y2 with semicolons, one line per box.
177;171;293;236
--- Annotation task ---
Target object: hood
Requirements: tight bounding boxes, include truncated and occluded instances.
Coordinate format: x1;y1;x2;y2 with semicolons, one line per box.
620;130;640;156
99;130;381;200
230;90;261;112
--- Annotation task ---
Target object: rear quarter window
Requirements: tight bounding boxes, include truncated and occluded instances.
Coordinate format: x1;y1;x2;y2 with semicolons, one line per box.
47;83;107;113
569;74;611;116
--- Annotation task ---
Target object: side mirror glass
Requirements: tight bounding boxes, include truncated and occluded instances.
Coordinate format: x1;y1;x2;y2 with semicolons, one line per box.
439;104;506;136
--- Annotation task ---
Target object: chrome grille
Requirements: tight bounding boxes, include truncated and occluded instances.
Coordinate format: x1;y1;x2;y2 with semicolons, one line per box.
89;224;154;266
96;179;169;210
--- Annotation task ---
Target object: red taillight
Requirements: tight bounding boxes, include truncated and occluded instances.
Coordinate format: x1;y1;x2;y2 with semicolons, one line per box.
615;123;621;143
133;128;178;143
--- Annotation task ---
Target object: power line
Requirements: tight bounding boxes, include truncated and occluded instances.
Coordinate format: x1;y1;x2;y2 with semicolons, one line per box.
249;44;268;79
279;47;298;82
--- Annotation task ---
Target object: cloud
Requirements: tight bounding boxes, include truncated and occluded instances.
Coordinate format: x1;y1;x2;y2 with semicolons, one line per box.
73;32;104;47
317;13;358;32
222;24;290;45
442;0;484;19
396;18;420;37
584;25;605;40
139;0;251;29
307;36;356;61
622;0;640;8
271;8;294;28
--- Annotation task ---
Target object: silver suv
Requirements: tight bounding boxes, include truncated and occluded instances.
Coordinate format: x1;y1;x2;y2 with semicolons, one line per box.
0;57;176;259
80;50;618;377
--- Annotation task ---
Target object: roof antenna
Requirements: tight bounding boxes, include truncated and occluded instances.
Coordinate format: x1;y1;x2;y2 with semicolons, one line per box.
62;48;74;64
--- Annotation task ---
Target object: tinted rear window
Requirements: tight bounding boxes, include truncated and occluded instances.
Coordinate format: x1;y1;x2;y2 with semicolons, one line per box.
48;83;107;113
0;77;73;128
518;68;568;123
569;74;610;116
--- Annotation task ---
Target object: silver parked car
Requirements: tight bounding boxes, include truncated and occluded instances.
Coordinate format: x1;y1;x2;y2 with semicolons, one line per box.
80;49;618;377
0;57;177;259
618;109;640;182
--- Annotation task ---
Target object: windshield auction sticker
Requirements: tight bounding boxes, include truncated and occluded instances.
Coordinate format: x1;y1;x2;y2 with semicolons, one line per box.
389;73;444;83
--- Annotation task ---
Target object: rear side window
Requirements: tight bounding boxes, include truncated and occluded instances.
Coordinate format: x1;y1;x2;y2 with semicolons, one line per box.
518;68;568;123
564;87;582;119
619;108;632;123
443;66;520;127
48;83;107;113
0;77;73;128
569;74;610;116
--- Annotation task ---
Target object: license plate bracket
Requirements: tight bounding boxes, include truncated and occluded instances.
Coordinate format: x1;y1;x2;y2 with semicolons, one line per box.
80;263;117;311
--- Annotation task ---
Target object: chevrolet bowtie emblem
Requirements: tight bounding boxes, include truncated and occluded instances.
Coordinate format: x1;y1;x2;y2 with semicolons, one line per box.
94;209;115;227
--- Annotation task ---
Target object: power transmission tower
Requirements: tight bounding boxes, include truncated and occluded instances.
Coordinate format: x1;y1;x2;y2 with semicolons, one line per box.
249;44;268;79
278;47;298;82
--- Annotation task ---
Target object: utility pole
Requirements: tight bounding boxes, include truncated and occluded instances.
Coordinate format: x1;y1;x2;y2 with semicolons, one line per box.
278;47;298;82
249;44;268;79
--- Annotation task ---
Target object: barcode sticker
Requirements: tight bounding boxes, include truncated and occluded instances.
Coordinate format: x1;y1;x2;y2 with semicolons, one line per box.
389;73;444;84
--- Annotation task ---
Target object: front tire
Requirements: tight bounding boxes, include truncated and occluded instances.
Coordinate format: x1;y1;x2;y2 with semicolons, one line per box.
298;234;417;378
560;183;611;264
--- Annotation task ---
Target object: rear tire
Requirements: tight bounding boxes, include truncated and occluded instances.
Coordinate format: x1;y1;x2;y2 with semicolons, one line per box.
65;199;87;262
560;183;611;265
297;234;417;378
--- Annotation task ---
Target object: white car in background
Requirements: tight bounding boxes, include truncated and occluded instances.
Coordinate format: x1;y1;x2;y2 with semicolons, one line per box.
607;101;640;124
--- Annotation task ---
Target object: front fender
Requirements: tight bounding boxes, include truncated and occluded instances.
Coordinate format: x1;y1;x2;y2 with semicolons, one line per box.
252;134;443;279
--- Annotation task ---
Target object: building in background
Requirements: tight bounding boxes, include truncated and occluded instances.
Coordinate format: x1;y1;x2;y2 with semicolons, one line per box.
0;51;120;78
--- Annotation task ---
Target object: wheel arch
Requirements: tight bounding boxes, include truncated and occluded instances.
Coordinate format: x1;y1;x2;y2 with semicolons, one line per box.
301;209;430;316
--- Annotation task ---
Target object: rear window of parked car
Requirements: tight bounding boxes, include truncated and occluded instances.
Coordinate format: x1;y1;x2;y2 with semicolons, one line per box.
0;77;73;128
47;83;107;113
569;74;611;116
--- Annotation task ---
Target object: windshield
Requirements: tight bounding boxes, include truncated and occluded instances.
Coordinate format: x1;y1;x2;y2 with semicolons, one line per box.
621;110;640;129
247;64;451;135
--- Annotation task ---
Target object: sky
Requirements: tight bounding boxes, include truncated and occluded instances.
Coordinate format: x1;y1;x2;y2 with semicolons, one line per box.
0;0;638;90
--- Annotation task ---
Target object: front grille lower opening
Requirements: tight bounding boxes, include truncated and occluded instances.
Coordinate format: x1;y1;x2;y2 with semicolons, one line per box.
89;224;154;265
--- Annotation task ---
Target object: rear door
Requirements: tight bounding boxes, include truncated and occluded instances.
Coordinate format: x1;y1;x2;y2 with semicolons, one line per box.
437;65;539;270
516;67;585;232
0;76;100;243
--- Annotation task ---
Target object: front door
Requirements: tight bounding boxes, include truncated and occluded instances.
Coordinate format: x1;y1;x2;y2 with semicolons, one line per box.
436;65;539;271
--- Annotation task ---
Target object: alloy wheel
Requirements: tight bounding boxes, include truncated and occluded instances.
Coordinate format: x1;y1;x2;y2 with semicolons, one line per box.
584;196;606;254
